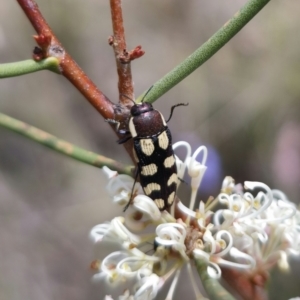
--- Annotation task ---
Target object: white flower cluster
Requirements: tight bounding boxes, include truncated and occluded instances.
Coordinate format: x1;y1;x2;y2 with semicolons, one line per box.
90;142;300;300
214;177;300;274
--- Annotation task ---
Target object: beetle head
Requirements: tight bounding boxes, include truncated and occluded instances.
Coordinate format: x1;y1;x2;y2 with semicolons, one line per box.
131;102;153;116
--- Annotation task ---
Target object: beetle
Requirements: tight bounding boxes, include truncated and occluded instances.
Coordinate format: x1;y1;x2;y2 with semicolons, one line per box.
108;92;188;211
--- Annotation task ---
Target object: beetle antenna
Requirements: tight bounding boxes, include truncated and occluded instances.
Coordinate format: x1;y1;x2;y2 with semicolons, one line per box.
166;103;189;123
120;94;135;104
141;85;154;103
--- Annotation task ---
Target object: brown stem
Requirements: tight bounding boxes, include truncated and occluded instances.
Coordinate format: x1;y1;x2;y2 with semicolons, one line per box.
109;0;136;105
16;0;139;167
221;268;268;300
17;0;114;120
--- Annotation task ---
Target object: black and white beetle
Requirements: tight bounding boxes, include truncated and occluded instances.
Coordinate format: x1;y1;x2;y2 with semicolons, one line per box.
108;93;188;211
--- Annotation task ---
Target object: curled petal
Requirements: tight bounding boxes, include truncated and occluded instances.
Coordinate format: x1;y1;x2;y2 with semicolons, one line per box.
133;273;161;300
193;249;222;279
221;176;235;194
244;223;268;243
101;251;128;280
155;223;188;258
207;262;222;279
214;230;233;256
90;223;111;243
174;155;185;184
218;194;246;218
218;192;230;203
214;209;226;227
173;141;192;180
177;201;196;218
263;199;297;223
187;146;208;190
193;249;210;261
156;223;187;243
132;195;162;221
219;247;256;270
243;181;273;219
203;229;216;254
272;189;291;205
102;166;118;179
126;246;161;262
111;217;141;245
106;174;143;205
116;257;153;277
192;146;208;165
107;175;133;194
124;216;150;232
136;268;153;280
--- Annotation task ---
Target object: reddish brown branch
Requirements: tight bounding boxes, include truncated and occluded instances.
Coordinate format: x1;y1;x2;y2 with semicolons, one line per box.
16;0;140;168
17;0;114;120
109;0;144;105
221;268;268;300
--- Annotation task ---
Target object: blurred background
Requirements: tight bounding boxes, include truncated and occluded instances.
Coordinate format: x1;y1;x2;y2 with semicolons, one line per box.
0;0;300;299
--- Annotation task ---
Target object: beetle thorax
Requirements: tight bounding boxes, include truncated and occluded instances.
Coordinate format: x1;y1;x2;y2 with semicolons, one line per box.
129;108;167;138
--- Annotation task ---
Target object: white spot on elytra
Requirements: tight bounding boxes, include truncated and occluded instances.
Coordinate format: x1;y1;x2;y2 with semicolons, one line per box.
129;118;137;138
144;183;161;195
159;112;167;126
140;139;155;156
167;173;178;186
158;131;169;150
154;199;165;209
164;155;175;168
168;191;175;205
141;164;157;176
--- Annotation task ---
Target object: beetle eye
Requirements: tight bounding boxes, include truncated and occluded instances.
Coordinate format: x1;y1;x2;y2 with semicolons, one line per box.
130;105;139;116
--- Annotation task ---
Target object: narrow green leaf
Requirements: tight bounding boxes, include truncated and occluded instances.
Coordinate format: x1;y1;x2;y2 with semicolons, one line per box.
137;0;271;103
0;112;133;175
0;58;61;78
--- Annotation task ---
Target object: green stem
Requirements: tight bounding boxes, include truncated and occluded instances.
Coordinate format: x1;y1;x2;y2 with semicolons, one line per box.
195;258;236;300
0;58;61;78
137;0;270;103
0;112;133;175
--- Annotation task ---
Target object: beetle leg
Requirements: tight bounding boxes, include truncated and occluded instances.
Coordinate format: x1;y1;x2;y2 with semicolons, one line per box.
117;134;132;144
123;168;139;212
118;129;130;135
178;177;187;184
166;103;189;123
105;118;120;130
106;119;132;143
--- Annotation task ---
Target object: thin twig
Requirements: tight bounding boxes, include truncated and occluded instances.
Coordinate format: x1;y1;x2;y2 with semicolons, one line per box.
221;268;268;300
0;112;133;175
16;0;115;120
109;0;144;105
16;0;138;165
109;0;133;105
